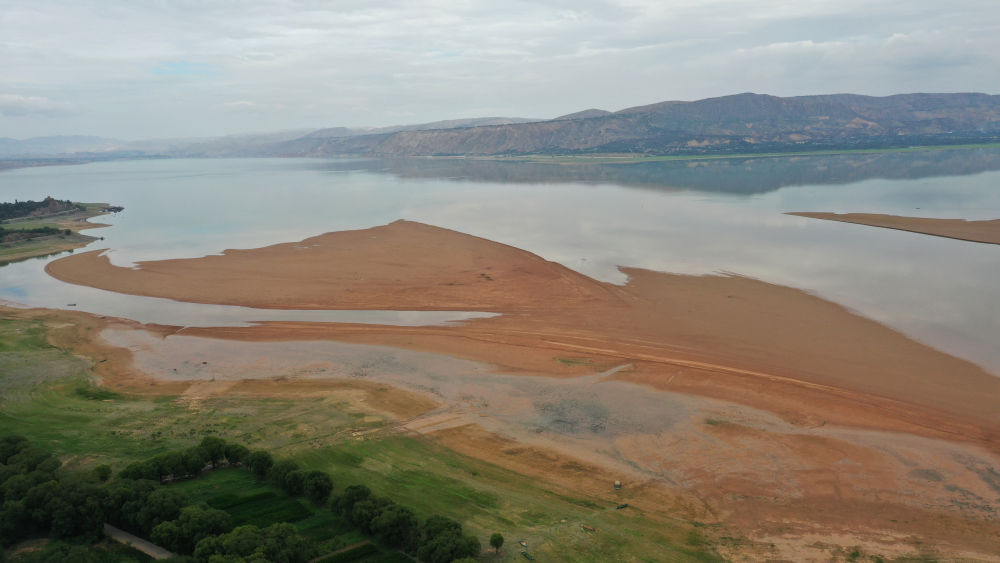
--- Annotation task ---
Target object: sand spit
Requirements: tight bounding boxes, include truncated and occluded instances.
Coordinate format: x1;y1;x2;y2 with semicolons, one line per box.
46;220;619;311
788;211;1000;245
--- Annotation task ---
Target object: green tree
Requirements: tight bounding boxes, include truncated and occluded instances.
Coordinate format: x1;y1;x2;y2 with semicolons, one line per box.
0;435;28;464
154;504;232;554
182;447;209;477
199;436;228;468
283;470;306;496
490;532;504;554
268;460;299;489
331;484;372;517
370;503;418;549
92;464;112;482
301;471;333;504
137;488;189;535
246;451;273;479
224;443;250;466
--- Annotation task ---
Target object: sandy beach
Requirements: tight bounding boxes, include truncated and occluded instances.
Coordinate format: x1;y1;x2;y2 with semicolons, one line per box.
788;212;1000;245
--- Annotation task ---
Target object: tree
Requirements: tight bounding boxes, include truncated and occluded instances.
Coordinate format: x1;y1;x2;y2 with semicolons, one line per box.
331;484;372;517
268;460;299;489
0;436;28;464
181;447;209;477
370;503;418;549
92;464;112;482
490;532;504;554
136;488;189;535
154;504;232;554
199;436;227;468
246;450;273;479
224;443;250;466
283;470;306;496
301;471;333;504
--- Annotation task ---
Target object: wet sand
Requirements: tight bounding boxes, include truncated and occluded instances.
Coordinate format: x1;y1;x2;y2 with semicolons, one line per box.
788;212;1000;245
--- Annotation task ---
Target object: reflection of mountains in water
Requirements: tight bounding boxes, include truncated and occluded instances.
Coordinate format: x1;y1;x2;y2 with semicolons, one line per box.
318;148;1000;194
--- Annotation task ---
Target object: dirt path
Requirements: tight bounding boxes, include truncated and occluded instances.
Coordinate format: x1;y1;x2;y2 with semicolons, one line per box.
103;523;175;560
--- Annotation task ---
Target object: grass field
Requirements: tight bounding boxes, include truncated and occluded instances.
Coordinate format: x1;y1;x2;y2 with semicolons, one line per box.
0;313;723;562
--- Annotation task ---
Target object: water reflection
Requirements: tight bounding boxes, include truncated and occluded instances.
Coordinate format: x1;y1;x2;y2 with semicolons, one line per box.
310;147;1000;194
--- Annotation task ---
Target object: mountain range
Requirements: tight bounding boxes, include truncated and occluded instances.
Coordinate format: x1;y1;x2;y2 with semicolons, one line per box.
3;93;999;161
268;92;1000;157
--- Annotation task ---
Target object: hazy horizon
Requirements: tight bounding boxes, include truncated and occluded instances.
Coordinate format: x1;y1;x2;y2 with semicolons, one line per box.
2;1;999;139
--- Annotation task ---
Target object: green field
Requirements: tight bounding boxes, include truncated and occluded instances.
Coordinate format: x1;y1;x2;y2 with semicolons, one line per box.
0;313;723;562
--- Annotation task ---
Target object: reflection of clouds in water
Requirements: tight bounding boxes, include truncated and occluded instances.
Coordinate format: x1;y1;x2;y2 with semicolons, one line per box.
1;157;998;371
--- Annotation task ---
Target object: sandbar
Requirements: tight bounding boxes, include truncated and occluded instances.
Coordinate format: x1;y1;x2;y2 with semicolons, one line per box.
788;212;1000;245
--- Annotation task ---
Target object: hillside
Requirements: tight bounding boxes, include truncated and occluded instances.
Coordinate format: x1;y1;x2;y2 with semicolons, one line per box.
270;92;1000;157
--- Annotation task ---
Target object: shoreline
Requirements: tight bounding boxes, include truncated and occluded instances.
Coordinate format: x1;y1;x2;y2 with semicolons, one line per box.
788;211;1000;245
0;202;113;265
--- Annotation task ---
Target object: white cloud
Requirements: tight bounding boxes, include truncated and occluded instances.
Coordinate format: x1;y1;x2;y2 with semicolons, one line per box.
0;94;77;117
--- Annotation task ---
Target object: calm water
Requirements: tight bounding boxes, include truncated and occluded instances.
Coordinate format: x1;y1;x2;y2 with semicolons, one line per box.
1;151;999;372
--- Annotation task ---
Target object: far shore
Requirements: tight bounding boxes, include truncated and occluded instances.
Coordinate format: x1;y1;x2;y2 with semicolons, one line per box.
0;202;112;265
788;211;1000;245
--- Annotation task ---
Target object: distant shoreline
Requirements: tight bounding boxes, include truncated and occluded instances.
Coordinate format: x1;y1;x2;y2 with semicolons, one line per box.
2;142;1000;173
0;202;113;265
495;142;1000;165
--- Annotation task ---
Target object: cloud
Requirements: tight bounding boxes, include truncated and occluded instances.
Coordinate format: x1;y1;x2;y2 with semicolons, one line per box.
222;100;285;112
152;61;220;77
0;94;78;117
1;0;998;137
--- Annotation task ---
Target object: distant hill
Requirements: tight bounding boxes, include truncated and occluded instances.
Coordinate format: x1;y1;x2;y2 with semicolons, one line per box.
269;92;1000;157
552;108;612;120
304;116;542;140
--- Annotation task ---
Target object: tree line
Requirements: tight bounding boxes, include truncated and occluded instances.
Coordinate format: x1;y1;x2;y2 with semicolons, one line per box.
1;435;489;563
0;198;81;221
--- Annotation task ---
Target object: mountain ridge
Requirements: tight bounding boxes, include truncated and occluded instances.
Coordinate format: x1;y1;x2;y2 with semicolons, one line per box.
270;92;1000;158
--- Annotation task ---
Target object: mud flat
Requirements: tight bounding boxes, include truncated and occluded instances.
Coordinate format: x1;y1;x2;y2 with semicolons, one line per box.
41;219;1000;559
788;211;1000;245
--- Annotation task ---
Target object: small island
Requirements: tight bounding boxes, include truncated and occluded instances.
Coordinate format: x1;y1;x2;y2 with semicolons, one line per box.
0;196;120;265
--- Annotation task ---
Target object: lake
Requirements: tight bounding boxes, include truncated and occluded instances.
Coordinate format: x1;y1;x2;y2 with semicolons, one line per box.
2;149;999;373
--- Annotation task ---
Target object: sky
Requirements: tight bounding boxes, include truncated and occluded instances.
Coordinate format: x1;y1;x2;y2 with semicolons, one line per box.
1;0;998;140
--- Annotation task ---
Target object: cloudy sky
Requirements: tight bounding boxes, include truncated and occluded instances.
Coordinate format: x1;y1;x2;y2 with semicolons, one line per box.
2;0;998;139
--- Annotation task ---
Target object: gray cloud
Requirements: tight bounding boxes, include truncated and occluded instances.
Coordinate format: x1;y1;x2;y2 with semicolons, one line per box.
0;0;997;138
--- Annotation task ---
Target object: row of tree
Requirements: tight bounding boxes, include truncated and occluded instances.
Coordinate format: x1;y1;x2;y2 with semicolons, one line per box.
331;484;481;563
0;198;80;221
2;435;491;563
